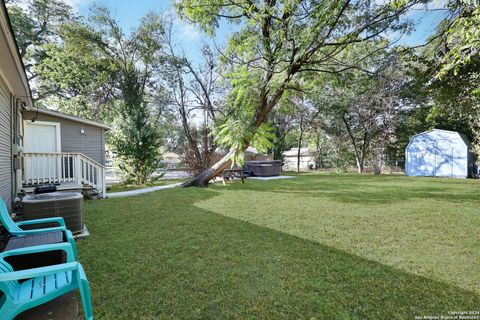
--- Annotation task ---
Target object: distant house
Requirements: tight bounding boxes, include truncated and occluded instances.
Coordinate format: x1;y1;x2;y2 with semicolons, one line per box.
163;152;182;169
282;147;315;171
22;108;110;196
212;146;272;164
0;3;32;211
244;146;271;161
405;129;475;178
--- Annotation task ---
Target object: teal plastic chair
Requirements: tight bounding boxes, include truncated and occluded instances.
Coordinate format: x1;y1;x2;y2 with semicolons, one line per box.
0;243;93;320
0;198;77;259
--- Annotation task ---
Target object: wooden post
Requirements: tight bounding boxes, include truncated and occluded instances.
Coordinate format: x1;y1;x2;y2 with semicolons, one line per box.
102;166;107;198
76;155;81;186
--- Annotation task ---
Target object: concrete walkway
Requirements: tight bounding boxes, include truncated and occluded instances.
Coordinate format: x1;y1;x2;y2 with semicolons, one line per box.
107;176;295;198
249;176;295;180
107;182;182;198
16;292;82;320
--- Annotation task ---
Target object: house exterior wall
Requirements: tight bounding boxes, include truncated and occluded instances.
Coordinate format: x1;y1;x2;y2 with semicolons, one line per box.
23;110;106;165
283;155;316;171
0;75;12;210
406;130;470;178
1;2;33;210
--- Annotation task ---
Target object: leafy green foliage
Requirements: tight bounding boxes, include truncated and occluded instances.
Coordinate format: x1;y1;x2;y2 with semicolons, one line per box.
307;42;409;172
33;23;118;122
437;6;480;78
403;2;480;158
80;7;168;184
111;100;163;185
175;0;419;178
6;0;75;86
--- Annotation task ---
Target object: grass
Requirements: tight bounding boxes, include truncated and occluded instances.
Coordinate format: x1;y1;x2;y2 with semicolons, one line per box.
107;179;186;193
77;173;480;319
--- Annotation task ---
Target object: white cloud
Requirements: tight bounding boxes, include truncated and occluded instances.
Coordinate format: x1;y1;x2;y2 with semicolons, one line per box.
373;0;447;9
10;0;89;12
63;0;91;12
177;20;201;41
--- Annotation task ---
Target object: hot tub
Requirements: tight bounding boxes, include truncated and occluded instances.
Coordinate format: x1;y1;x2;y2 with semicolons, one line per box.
244;160;282;177
22;192;84;234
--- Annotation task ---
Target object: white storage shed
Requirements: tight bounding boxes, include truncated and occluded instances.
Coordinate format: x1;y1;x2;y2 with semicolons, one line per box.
405;129;474;178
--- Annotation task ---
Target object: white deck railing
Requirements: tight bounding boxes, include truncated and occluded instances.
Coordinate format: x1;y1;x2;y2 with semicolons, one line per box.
23;152;106;197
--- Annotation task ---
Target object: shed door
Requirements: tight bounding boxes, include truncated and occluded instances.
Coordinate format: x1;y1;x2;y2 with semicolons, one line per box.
24;121;61;183
435;147;454;177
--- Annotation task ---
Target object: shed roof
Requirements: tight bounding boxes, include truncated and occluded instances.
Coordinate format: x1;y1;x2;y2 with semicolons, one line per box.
283;147;312;157
406;129;470;151
26;107;111;130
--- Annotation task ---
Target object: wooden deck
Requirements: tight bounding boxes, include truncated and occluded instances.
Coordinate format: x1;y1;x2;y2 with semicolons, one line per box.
22;152;106;197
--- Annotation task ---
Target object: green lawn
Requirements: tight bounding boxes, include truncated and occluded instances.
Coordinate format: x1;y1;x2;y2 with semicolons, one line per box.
78;173;480;319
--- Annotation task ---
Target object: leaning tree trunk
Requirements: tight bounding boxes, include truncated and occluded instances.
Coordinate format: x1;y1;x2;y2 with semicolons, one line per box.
182;53;296;187
181;149;238;187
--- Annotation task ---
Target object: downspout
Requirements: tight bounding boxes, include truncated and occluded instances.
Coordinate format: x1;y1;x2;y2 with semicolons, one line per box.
81;126;85;154
10;94;15;207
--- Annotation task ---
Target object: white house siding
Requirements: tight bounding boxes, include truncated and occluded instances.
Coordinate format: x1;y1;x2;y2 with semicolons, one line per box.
0;75;12;210
23;111;106;165
282;147;316;171
283;155;316;171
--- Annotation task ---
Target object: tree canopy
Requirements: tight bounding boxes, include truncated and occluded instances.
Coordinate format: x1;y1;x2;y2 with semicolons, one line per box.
6;0;480;183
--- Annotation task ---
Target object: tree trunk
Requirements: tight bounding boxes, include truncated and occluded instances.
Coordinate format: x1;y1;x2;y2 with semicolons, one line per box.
297;118;304;173
355;156;364;173
181;149;237;187
182;46;296;188
374;157;382;175
373;143;384;175
342;116;364;173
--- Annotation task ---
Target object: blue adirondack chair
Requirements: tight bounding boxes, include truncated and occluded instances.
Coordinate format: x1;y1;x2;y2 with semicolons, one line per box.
0;243;93;320
0;198;77;258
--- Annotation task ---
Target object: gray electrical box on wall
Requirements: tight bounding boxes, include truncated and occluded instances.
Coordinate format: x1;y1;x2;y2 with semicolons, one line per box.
12;143;22;155
13;157;23;170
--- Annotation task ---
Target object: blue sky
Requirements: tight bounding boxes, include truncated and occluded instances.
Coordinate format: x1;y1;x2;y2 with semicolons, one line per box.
71;0;449;64
74;0;234;64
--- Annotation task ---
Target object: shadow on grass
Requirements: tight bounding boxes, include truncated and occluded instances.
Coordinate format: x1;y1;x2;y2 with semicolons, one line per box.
78;187;480;319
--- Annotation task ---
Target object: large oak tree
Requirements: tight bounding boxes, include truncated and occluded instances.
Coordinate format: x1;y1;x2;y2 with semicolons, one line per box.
176;0;423;186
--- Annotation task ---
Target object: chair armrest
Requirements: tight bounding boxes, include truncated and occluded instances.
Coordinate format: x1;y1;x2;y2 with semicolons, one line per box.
0;262;78;282
64;230;78;259
0;242;75;262
9;226;67;236
17;217;66;228
77;263;88;281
